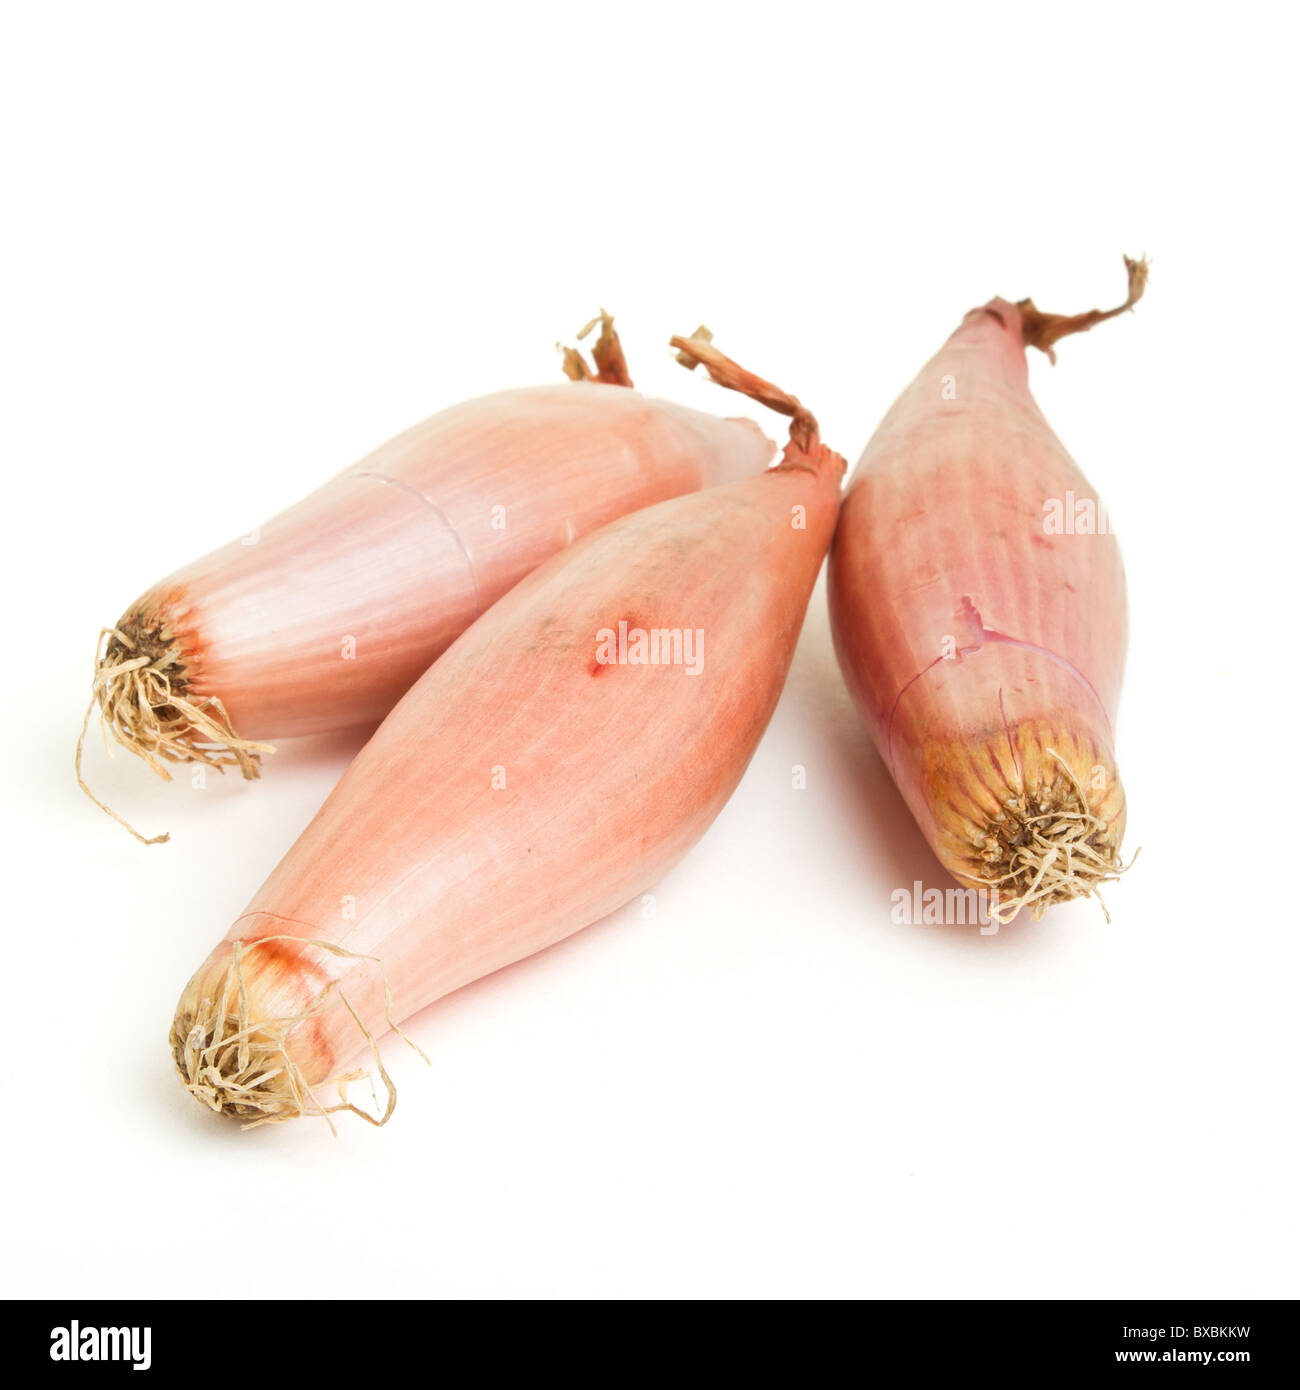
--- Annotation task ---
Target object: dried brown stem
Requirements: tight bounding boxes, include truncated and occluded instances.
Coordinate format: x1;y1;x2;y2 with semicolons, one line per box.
559;309;633;386
669;330;822;454
1018;255;1149;363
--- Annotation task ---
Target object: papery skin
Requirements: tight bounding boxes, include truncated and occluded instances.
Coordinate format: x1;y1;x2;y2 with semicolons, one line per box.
130;384;772;739
173;427;844;1108
828;299;1129;894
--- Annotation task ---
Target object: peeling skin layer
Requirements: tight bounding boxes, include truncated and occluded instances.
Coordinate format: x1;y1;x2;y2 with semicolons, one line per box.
885;595;1113;771
828;294;1129;894
357;471;484;615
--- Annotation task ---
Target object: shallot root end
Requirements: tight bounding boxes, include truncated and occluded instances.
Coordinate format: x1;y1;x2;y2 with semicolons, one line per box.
77;622;273;844
170;935;429;1130
979;749;1137;924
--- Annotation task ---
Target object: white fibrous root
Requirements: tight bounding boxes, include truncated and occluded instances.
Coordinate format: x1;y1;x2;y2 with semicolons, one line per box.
978;749;1138;924
170;937;429;1133
77;622;273;844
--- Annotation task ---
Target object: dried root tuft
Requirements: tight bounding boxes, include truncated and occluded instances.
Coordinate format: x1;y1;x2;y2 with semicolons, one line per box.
978;749;1138;925
76;623;273;844
170;937;429;1132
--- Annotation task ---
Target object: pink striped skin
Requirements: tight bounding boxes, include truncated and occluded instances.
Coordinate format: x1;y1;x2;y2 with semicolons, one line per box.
828;296;1130;909
124;384;772;742
171;394;844;1125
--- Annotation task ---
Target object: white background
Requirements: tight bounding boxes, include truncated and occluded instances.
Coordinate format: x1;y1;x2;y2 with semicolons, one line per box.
2;2;1295;1299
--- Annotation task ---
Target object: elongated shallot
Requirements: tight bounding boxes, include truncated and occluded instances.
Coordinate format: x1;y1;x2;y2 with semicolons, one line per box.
828;259;1146;922
171;334;845;1127
81;315;773;841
